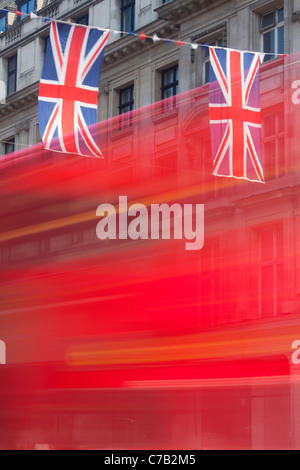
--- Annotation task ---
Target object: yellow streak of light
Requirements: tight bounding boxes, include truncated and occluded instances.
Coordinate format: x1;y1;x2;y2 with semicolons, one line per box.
65;327;297;367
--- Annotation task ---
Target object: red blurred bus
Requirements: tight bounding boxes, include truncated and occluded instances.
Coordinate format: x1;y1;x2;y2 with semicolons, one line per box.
0;53;300;450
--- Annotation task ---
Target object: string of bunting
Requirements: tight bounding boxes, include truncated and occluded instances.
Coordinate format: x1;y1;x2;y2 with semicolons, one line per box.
0;7;287;57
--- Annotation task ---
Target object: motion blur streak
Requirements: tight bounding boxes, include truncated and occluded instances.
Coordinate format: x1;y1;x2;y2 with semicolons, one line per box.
65;325;296;366
1;54;300;450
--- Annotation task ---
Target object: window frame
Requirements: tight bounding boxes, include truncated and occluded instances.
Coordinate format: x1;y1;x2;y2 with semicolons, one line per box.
5;137;15;154
199;239;221;327
262;106;285;178
121;0;135;34
16;0;36;16
260;7;284;61
119;84;134;115
0;13;7;33
203;38;223;85
7;54;17;97
161;65;178;101
258;224;284;318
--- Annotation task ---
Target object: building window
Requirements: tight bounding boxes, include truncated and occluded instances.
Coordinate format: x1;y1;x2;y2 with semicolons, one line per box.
199;241;221;327
0;13;7;33
121;0;135;34
203;38;223;84
154;152;178;178
76;14;89;26
16;0;35;16
261;7;284;61
119;85;134;115
258;225;284;318
262;108;285;178
5;137;15;154
161;65;178;100
7;54;17;96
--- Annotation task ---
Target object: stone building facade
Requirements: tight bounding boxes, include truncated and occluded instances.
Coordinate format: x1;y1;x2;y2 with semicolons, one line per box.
0;0;299;155
2;0;300;450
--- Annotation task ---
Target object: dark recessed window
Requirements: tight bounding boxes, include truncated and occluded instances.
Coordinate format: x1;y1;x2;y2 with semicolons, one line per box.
5;138;15;154
121;0;135;34
17;0;35;16
161;65;178;100
119;85;134;115
7;54;17;96
76;14;89;26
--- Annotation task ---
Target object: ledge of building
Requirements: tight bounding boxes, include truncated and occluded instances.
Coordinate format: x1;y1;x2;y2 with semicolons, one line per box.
103;21;180;67
154;0;224;24
0;82;39;116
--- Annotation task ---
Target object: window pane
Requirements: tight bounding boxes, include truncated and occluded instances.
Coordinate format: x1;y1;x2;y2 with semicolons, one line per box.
7;56;17;96
277;262;283;315
77;15;88;25
165;88;174;99
278;8;284;23
121;89;129;104
260;229;274;261
0;16;6;32
162;66;178;99
263;30;275;54
205;62;210;84
263;115;276;137
278;111;284;133
8;56;17;73
277;137;285;176
28;0;35;13
5;139;15;154
261;265;274;318
7;76;16;96
164;69;174;85
122;9;132;32
278;26;284;55
121;0;134;33
262;12;275;30
119;86;134;114
276;226;283;259
263;141;276;178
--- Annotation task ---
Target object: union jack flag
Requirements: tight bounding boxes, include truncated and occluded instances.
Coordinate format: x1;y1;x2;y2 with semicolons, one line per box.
209;47;264;182
38;21;110;158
